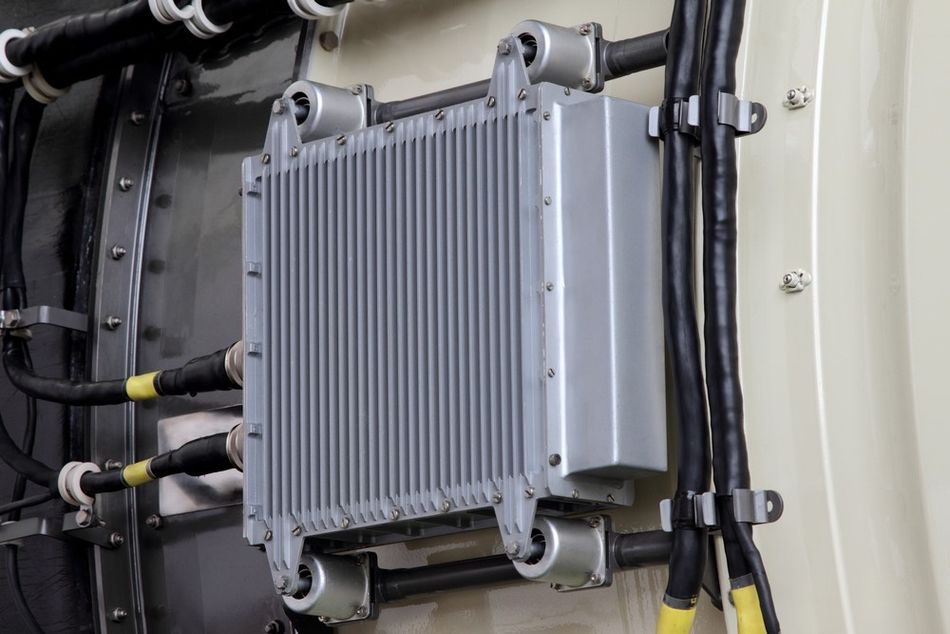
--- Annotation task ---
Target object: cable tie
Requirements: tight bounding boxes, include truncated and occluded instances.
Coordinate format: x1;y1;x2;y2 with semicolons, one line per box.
149;0;195;24
287;0;345;20
184;0;232;39
0;29;32;83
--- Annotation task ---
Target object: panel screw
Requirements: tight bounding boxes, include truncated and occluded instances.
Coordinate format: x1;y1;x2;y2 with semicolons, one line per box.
385;121;395;133
291;525;302;536
581;78;593;91
355;606;369;618
577;23;592;36
441;499;451;512
517;88;527;101
289;146;299;158
491;492;503;504
497;39;511;56
272;100;285;115
548;453;561;466
110;245;127;260
104;458;123;470
129;111;146;126
350;85;363;96
109;607;128;623
590;573;603;584
263;530;273;541
117;177;134;192
261;153;271;164
779;268;812;293
486;96;496;108
103;316;123;331
318;31;339;51
606;494;615;503
340;516;351;529
543;196;552;205
783;86;814;110
109;532;125;547
545;282;554;291
571;489;580;499
543;111;551;120
546;368;556;378
523;486;535;498
336;134;346;145
389;509;400;520
435;109;445;120
145;514;163;529
263;620;284;634
564;87;571;96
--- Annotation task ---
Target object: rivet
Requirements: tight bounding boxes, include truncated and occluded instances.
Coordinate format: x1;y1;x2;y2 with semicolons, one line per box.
103;316;123;331
110;245;127;260
117;177;134;192
129;111;146;126
289;146;299;157
548;453;561;466
517;88;527;100
486;96;496;108
336;134;346;146
261;153;271;164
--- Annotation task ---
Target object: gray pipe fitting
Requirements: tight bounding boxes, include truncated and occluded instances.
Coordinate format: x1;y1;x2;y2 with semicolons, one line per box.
283;80;369;143
512;516;607;589
282;553;370;621
511;20;600;91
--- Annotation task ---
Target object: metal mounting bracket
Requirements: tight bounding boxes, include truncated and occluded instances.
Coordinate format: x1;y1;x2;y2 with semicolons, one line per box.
648;95;700;139
660;489;783;531
0;510;121;550
0;305;88;333
718;92;767;136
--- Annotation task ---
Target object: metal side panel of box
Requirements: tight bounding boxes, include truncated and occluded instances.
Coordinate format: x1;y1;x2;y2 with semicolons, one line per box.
242;49;664;587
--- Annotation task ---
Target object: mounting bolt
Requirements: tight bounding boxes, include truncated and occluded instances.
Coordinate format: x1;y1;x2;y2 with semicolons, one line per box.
497;39;511;56
435;109;445;120
110;245;127;260
103;458;123;471
590;573;603;585
587;517;601;528
486;95;496;108
318;31;339;51
336;134;346;146
289;146;299;158
103;316;123;331
117;177;134;192
275;575;290;593
355;606;369;618
272;100;285;115
173;77;191;95
523;486;535;498
340;516;351;529
577;23;592;36
571;488;580;499
779;268;812;293
548;453;561;466
129;111;146;126
606;494;615;503
109;532;125;547
318;616;330;624
109;607;128;623
542;111;551;120
441;499;451;512
261;153;271;164
581;78;593;91
543;196;552;205
384;121;395;133
350;84;363;96
517;88;527;101
545;282;554;291
506;542;519;556
263;620;284;634
145;514;163;530
389;508;400;520
263;530;273;541
491;492;503;504
291;525;302;536
783;86;814;110
546;368;556;378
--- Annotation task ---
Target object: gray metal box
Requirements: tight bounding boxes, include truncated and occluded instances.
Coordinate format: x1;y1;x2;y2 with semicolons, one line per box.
242;50;665;588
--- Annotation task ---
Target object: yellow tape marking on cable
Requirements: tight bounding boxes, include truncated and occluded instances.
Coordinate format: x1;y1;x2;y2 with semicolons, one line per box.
656;603;696;634
122;460;154;488
732;583;767;634
125;371;160;401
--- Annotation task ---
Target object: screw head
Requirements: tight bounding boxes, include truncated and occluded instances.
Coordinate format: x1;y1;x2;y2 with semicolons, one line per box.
261;153;271;164
355;606;369;618
571;488;580;499
272;100;285;115
289;146;299;157
497;39;511;55
435;109;445;120
385;121;395;133
786;89;798;101
173;77;191;95
145;514;163;529
341;516;351;529
109;607;128;623
103;458;123;470
551;583;562;591
129;111;146;126
441;499;451;512
545;282;554;291
546;368;556;378
517;88;527;101
506;542;519;556
587;517;601;528
263;620;284;634
486;95;496;108
110;245;127;260
291;525;302;536
543;111;551;120
523;486;535;498
336;134;347;146
581;78;593;90
263;529;273;541
590;573;603;584
389;508;400;520
117;177;134;192
318;31;339;51
103;316;123;331
350;84;363;95
275;575;290;592
491;492;503;504
577;23;592;36
548;453;561;466
606;494;615;503
109;532;125;547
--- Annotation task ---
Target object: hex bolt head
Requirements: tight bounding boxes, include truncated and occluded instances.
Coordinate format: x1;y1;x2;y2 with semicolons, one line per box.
145;514;163;530
275;575;290;592
129;111;146;126
109;532;125;547
109;607;128;623
118;177;134;192
497;39;512;56
505;542;519;556
350;84;363;96
291;525;302;536
548;453;561;466
110;245;127;260
272;100;285;115
263;529;273;541
103;316;123;331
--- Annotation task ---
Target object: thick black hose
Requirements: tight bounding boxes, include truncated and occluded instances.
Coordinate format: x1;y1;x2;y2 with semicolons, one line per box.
1;96;45;300
156;347;235;396
4;547;45;634
0;409;57;493
700;0;780;631
660;0;709;604
603;30;669;80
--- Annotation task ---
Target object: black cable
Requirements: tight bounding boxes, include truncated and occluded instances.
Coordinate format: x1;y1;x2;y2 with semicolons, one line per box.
4;547;45;634
700;0;780;631
5;351;38;523
0;492;53;517
660;0;709;606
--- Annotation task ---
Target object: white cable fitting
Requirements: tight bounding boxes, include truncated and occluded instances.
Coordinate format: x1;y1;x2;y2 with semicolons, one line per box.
58;461;101;508
23;65;68;104
0;29;32;83
185;0;232;39
149;0;195;24
287;0;344;20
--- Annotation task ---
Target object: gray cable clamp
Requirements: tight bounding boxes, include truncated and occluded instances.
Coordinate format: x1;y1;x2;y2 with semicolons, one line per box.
649;92;767;138
659;489;784;532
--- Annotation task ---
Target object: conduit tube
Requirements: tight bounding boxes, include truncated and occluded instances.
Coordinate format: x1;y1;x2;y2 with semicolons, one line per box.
656;0;710;631
699;0;780;632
